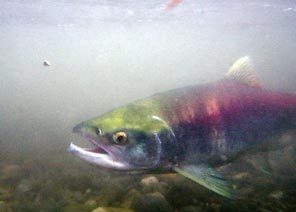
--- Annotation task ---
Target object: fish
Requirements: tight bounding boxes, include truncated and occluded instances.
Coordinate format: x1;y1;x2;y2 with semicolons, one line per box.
164;0;183;11
69;56;296;199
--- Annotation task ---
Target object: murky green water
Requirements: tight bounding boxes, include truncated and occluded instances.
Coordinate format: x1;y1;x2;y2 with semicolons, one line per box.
1;0;296;211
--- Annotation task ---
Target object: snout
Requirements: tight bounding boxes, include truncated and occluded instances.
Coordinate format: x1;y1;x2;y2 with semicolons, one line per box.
73;122;83;133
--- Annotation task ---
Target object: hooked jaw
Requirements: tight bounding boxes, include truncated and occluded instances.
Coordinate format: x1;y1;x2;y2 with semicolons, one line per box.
68;142;130;170
72;122;83;133
69;123;132;170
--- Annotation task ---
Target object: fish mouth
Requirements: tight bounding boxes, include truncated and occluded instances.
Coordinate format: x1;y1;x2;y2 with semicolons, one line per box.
84;137;110;155
68;135;131;170
71;123;111;156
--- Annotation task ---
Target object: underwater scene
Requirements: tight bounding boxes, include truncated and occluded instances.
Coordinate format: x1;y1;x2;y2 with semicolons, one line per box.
1;0;296;211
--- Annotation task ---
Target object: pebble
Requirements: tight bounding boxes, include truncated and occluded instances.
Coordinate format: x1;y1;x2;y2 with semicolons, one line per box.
0;187;11;200
140;176;159;186
1;164;22;181
179;205;203;212
84;199;97;208
85;188;92;195
140;176;163;193
269;190;284;200
0;201;11;212
120;188;140;208
131;191;172;212
232;172;249;180
92;207;133;212
210;203;221;212
16;180;31;194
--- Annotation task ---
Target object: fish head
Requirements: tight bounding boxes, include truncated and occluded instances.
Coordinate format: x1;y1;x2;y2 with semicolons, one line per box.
70;100;173;171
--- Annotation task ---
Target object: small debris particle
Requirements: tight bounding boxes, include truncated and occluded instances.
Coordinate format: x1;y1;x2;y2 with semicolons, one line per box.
43;60;51;66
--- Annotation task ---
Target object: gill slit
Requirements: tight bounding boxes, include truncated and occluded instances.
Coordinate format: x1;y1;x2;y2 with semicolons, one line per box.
154;132;162;167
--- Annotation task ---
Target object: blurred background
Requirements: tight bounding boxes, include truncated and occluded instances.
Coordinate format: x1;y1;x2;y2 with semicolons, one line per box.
0;0;296;211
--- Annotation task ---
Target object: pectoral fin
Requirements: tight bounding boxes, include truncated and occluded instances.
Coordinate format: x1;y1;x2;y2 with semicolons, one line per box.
174;165;236;199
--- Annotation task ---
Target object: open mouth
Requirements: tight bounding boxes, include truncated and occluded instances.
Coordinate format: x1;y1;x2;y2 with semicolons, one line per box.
83;138;109;154
68;137;131;170
84;146;107;154
69;123;131;170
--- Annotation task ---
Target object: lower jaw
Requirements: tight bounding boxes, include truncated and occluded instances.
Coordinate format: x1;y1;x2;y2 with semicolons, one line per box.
68;142;131;170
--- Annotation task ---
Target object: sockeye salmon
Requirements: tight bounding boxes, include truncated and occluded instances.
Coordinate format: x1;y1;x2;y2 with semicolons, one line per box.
69;57;296;199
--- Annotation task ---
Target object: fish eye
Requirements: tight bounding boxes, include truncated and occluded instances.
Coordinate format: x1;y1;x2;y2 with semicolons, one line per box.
113;131;128;145
95;127;102;136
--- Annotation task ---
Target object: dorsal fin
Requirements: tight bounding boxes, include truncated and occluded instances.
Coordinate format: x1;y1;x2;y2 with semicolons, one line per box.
226;56;261;88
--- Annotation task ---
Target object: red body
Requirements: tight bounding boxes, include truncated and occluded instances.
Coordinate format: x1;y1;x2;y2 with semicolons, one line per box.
156;80;296;164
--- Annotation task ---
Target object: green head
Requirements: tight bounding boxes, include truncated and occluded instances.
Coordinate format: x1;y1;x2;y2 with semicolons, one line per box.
69;99;176;170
